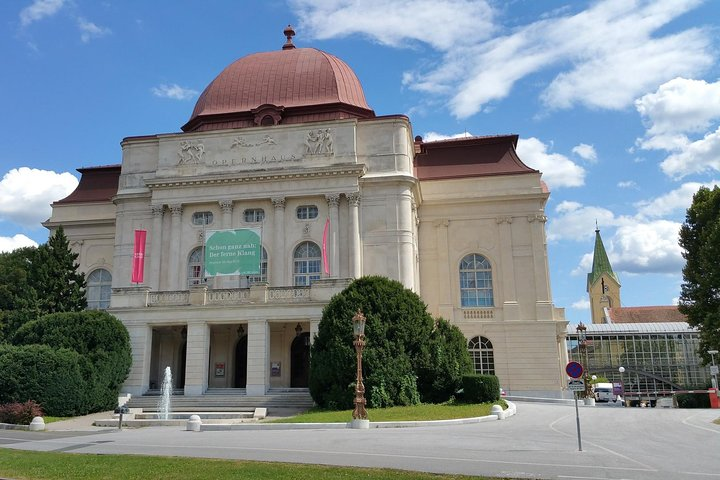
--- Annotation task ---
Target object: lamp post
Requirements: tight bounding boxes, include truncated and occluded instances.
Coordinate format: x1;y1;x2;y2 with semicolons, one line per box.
351;310;368;426
708;350;718;391
576;322;592;401
619;366;625;407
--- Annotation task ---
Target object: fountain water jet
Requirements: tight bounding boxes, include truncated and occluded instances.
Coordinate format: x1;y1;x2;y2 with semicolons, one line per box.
157;366;172;420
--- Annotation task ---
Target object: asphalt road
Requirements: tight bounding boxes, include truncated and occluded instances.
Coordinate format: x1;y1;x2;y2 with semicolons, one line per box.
2;401;719;480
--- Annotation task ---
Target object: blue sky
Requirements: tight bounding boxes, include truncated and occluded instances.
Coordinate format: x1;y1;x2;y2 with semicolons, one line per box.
2;0;719;325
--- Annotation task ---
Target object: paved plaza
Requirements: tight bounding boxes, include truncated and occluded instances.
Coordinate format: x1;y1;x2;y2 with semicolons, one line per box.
2;401;719;480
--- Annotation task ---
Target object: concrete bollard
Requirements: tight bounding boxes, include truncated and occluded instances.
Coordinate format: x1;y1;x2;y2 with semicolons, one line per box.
491;404;505;420
28;417;45;431
186;415;202;432
350;419;370;429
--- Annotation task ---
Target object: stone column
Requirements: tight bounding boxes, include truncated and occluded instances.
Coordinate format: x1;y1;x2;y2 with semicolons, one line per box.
325;194;340;278
219;199;233;229
183;322;209;396
434;219;453;319
150;205;164;291
398;190;415;290
528;213;552;318
347;192;361;278
271;197;286;286
496;216;518;319
218;200;234;288
122;325;152;397
245;320;268;396
168;204;183;291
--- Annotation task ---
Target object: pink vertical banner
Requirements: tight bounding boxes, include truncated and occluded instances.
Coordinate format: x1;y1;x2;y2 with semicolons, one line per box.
131;229;147;284
322;217;330;275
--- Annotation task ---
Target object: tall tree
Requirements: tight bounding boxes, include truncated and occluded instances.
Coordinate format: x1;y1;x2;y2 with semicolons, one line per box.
0;247;40;341
31;226;87;314
679;186;720;359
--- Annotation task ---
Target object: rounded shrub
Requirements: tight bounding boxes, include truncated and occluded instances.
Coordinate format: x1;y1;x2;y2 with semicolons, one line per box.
461;374;501;403
309;276;472;409
0;344;88;416
9;310;132;414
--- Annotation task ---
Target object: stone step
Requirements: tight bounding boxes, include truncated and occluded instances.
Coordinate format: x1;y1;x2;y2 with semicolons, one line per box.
133;411;254;420
125;392;314;412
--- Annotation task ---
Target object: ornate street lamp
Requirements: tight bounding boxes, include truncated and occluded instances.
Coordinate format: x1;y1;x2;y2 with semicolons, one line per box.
576;322;591;400
618;366;625;407
352;310;368;421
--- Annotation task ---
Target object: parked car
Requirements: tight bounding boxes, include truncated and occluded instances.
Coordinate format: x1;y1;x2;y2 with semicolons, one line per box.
594;382;614;402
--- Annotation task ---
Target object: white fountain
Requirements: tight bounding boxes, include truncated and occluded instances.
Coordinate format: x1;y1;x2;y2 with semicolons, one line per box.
157;366;173;420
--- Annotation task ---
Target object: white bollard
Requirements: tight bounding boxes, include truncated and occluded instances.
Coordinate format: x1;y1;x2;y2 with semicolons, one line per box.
350;419;370;429
186;414;202;432
491;404;505;420
28;417;45;431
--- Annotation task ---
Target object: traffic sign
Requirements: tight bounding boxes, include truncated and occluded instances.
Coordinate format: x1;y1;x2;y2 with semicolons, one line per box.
568;379;585;391
566;361;584;379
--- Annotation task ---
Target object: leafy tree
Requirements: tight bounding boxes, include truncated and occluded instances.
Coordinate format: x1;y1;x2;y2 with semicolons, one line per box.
309;276;473;409
0;247;40;341
31;226;87;314
679;186;720;359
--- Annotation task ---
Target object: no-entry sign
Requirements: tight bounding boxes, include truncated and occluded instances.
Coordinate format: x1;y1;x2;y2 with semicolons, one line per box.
566;361;584;379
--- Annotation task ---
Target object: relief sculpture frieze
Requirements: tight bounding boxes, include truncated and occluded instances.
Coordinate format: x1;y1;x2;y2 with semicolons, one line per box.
177;140;205;165
305;128;333;155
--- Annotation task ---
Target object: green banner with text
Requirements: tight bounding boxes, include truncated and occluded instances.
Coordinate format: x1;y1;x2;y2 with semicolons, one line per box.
204;228;261;277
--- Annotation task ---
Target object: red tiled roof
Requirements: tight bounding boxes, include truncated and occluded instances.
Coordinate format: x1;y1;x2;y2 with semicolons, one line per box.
608;306;687;323
54;165;120;204
183;48;374;132
413;135;539;180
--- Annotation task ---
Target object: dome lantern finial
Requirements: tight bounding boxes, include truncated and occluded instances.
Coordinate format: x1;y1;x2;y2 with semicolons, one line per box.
282;24;296;50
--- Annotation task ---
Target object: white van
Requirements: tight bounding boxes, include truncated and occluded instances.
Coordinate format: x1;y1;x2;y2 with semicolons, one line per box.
594;383;614;402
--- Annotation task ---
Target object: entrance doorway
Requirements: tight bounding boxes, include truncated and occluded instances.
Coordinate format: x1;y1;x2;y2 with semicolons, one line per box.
290;332;310;388
234;335;248;388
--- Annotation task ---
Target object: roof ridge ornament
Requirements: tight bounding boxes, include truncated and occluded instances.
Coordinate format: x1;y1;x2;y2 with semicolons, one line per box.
282;24;296;50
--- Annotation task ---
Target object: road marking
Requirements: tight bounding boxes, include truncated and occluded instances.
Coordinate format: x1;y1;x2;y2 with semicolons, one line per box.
681;413;720;434
548;414;656;471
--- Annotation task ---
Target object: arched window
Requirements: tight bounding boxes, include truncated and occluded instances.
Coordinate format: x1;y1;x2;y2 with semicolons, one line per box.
468;336;495;374
87;268;112;310
459;253;494;307
293;241;321;286
188;247;206;287
248;247;268;285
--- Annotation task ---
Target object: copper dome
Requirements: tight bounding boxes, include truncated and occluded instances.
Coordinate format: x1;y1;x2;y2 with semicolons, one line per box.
182;47;375;132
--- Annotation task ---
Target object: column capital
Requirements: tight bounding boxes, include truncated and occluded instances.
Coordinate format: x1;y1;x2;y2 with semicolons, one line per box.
271;197;286;210
495;216;513;224
433;218;449;228
219;199;233;213
151;204;164;216
169;204;183;216
346;192;361;206
325;193;341;208
527;213;547;223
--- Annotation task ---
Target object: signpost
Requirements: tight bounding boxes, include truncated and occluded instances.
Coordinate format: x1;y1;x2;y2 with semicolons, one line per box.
566;362;584;451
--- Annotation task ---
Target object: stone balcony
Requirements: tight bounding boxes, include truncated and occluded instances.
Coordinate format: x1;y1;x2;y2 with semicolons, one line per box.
110;278;352;309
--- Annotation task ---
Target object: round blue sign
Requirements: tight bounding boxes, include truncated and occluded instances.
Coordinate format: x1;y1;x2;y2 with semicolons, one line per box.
566;361;584;379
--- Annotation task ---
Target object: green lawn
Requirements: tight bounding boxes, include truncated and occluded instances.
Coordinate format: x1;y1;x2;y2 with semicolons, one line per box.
0;449;509;480
270;401;506;423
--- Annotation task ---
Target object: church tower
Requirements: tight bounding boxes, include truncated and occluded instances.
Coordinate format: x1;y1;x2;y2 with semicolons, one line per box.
587;228;621;323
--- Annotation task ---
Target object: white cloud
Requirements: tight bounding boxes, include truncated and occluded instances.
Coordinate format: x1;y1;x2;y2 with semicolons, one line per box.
422;131;474;142
78;18;111;43
151;84;199;101
19;0;65;27
0;234;38;253
635;180;719;218
636;77;720;139
571;298;590;310
635;78;720;178
572;143;597;163
659;126;720;178
298;0;713;118
0;167;78;228
516;137;585;189
547;201;619;242
291;0;496;50
611;221;683;274
617;180;637;188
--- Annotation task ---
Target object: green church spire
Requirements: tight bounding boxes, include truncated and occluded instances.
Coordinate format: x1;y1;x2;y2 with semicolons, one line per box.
586;228;619;291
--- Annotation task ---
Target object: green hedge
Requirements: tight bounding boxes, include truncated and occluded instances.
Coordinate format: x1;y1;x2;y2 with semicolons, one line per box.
2;311;132;416
675;392;711;408
461;374;500;403
0;344;88;416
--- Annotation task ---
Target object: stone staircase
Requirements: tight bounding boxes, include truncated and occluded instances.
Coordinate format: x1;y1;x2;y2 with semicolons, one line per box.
124;388;314;415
